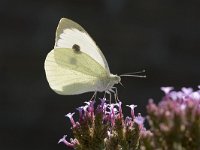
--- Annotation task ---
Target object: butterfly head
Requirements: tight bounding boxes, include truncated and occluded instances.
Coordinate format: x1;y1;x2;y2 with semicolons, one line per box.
110;74;121;85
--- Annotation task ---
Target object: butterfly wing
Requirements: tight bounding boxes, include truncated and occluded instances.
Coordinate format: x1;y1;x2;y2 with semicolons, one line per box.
54;18;110;73
44;48;108;95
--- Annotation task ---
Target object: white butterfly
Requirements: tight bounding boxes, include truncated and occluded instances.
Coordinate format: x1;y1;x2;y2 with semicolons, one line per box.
44;18;121;97
44;18;145;98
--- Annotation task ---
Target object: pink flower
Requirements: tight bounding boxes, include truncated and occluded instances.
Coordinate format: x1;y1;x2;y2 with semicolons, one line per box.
134;113;145;127
59;98;145;149
116;101;123;118
58;135;76;148
161;87;174;94
181;87;193;95
126;104;137;118
65;112;75;127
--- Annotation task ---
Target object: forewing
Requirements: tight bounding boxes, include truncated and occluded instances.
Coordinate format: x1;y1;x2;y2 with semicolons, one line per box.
44;48;107;95
54;18;110;73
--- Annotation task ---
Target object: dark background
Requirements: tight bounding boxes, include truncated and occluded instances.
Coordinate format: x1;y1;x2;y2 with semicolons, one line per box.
1;0;200;149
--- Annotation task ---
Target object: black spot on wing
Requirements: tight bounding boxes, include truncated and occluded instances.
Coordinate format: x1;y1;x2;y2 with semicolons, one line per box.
72;44;81;53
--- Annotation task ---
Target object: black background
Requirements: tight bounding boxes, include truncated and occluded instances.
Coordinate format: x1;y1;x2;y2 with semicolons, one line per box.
1;0;200;149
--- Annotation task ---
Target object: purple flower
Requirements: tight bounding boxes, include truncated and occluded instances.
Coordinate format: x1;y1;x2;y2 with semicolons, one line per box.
108;104;116;116
189;91;200;100
125;116;132;127
110;113;115;126
84;100;95;118
161;87;174;94
100;98;106;107
176;91;184;100
84;100;95;108
126;104;137;118
82;105;88;112
76;106;84;119
59;99;145;149
58;135;76;148
143;86;200;150
168;91;178;101
116;101;123;118
107;104;118;126
181;87;193;95
134;113;145;128
65;112;75;127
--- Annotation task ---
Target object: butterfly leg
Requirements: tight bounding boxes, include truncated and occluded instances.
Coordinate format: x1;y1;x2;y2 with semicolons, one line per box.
109;89;116;101
90;91;97;101
103;92;106;99
111;87;119;102
106;91;112;104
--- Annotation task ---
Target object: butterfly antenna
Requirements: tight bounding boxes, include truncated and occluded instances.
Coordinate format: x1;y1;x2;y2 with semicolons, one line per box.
120;69;146;75
120;69;146;78
120;74;146;78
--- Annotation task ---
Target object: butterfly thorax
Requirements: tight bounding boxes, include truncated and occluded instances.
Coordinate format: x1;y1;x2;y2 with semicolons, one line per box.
96;74;121;92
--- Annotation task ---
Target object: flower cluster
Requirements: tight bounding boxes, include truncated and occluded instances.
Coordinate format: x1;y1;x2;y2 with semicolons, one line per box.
140;87;200;150
58;98;146;150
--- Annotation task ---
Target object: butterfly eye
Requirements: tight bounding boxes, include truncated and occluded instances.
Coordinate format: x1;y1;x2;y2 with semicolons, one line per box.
72;44;80;53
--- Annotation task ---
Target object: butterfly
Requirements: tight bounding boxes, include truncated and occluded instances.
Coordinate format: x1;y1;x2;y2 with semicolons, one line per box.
44;18;145;99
